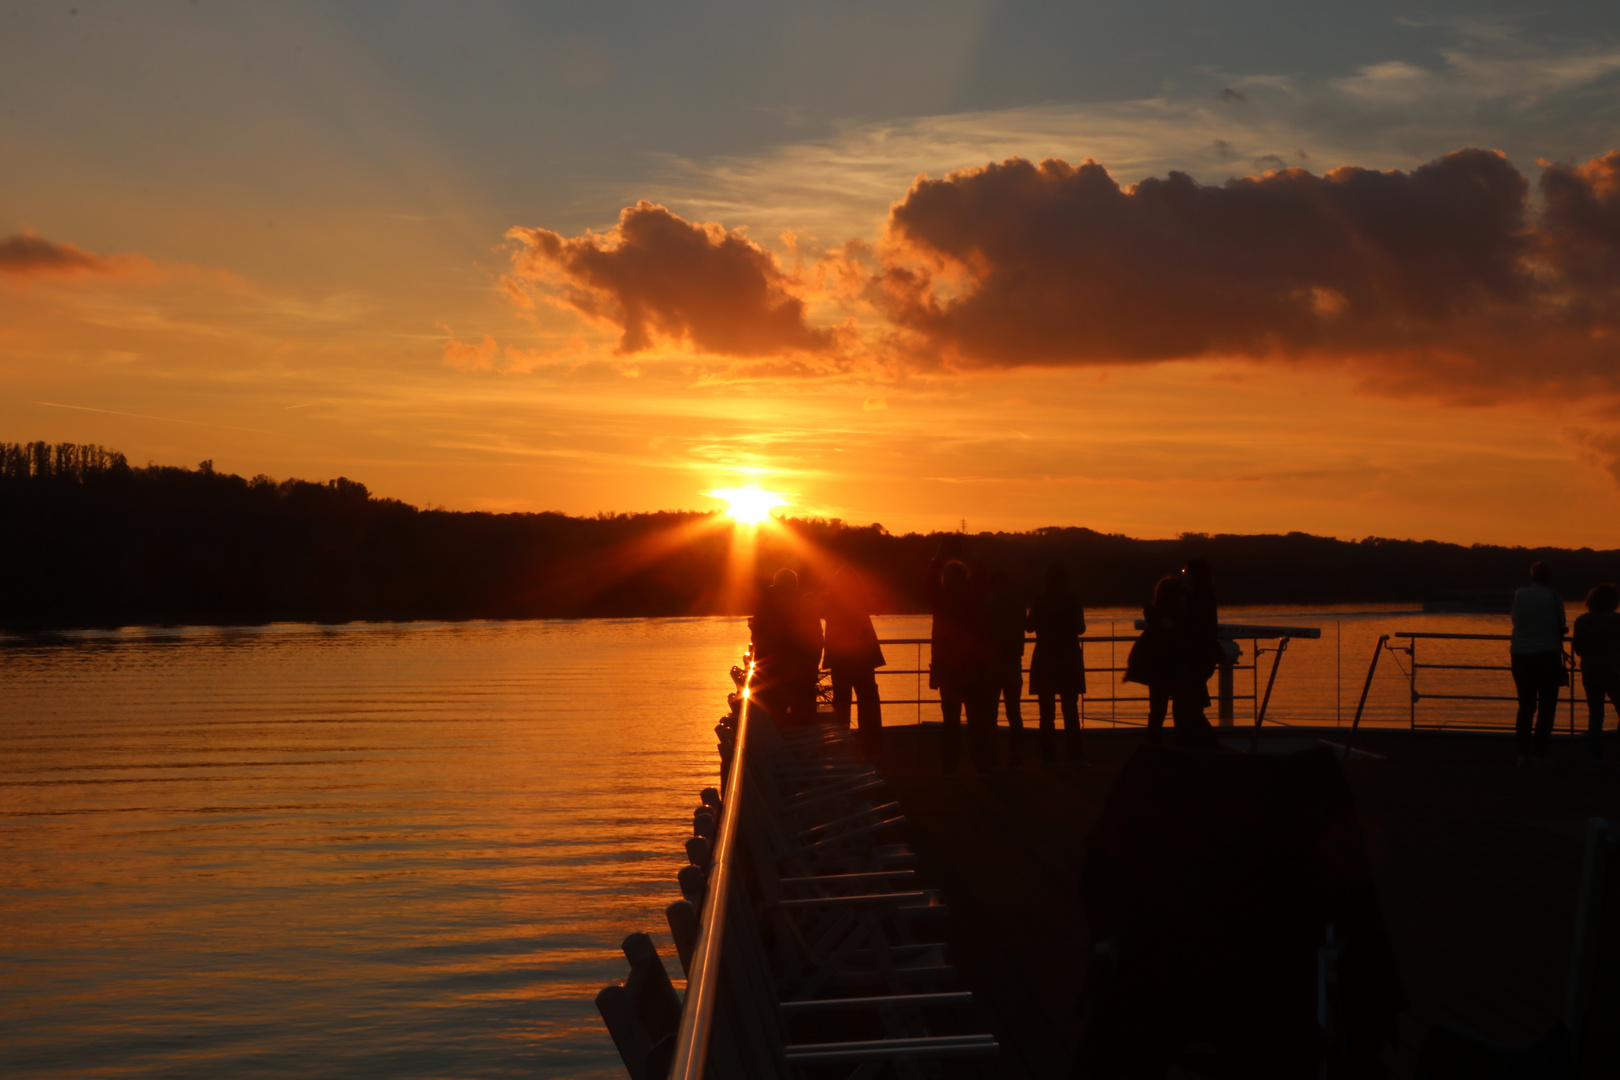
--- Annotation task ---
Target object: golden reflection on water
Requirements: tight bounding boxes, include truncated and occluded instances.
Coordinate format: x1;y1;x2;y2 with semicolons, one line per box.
0;619;744;1079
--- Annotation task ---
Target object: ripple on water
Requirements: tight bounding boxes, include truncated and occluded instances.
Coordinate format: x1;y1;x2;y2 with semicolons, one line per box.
0;618;745;1079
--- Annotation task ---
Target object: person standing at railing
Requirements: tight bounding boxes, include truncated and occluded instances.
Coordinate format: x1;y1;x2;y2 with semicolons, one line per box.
1510;561;1568;769
1026;562;1085;763
1130;574;1181;743
986;570;1029;768
1572;582;1620;771
1171;558;1222;749
926;538;998;774
822;568;886;756
751;568;823;727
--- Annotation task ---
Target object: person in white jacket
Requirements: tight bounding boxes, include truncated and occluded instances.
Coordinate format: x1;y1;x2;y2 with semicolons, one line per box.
1510;561;1568;768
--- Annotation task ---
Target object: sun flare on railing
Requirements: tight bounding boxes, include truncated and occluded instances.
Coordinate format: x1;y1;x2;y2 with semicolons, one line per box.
707;487;786;526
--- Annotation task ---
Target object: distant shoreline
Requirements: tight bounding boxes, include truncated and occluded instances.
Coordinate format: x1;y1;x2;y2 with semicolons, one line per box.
4;441;1616;632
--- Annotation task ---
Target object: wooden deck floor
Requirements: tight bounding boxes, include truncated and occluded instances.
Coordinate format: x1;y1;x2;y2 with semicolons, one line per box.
868;723;1620;1078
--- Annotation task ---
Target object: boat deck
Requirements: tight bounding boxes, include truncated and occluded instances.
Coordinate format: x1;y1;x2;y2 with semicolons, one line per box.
869;724;1620;1078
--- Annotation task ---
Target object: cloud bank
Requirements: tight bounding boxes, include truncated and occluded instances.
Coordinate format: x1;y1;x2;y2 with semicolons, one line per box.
877;149;1533;366
509;148;1620;400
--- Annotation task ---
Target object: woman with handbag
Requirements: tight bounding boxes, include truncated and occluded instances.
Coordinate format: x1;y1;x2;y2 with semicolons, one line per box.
1026;562;1086;763
1126;575;1181;743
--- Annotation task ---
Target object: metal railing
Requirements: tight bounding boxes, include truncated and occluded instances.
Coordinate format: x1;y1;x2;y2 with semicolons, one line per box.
1388;632;1578;734
669;659;753;1080
863;623;1321;728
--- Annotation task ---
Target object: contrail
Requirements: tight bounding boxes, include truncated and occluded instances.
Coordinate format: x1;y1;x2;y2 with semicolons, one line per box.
35;401;282;437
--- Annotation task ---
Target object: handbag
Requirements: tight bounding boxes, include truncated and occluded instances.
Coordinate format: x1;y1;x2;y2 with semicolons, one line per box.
1123;631;1153;686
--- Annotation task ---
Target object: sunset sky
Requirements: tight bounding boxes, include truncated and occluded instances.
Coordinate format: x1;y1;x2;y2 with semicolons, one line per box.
7;1;1620;546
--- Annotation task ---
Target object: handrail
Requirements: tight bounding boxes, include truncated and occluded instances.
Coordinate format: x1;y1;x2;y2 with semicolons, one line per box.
873;626;1325;643
669;659;753;1080
1134;621;1323;640
1395;631;1569;641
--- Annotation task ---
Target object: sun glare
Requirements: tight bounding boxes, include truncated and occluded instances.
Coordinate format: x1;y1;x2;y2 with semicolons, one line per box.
708;487;787;525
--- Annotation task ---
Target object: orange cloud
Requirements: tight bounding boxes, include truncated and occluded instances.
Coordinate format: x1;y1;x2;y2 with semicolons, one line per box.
0;232;147;280
505;202;836;357
443;334;499;372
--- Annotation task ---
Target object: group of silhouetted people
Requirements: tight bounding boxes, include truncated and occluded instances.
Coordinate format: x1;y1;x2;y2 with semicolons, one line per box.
750;567;887;752
924;536;1089;773
1517;560;1620;770
748;537;1231;776
922;539;1227;773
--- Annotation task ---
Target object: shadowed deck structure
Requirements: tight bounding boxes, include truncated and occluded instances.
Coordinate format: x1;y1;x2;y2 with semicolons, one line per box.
869;725;1620;1078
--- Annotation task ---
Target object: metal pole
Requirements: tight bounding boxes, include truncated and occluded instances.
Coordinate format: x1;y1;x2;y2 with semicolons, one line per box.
1256;638;1289;728
1569;644;1576;737
1217;655;1235;727
1342;635;1388;760
1409;638;1417;731
1252;639;1259;722
1110;621;1116;726
1336;620;1342;726
1249;637;1289;754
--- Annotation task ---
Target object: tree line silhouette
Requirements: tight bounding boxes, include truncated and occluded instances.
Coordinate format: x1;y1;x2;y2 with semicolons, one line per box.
4;440;1619;630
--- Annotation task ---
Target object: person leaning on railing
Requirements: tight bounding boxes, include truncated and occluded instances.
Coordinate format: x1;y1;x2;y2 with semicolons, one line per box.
752;567;823;728
1572;581;1620;771
1026;562;1085;763
926;536;999;775
821;567;886;755
1510;561;1568;769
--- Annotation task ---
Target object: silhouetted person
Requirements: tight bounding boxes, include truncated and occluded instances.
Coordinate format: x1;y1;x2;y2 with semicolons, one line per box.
1573;582;1620;770
1170;557;1221;749
1027;562;1085;763
752;568;823;727
927;539;998;774
986;570;1028;767
822;568;886;754
1511;561;1567;768
1137;574;1182;743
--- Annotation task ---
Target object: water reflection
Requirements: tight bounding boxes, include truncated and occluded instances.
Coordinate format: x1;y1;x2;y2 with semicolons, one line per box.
0;619;745;1079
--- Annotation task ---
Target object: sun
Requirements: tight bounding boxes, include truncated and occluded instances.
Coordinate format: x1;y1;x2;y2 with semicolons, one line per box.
707;487;787;525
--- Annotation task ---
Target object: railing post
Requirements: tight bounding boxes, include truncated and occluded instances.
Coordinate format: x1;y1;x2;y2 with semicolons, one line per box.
1409;638;1417;731
1255;637;1288;729
1110;622;1116;726
1342;635;1388;760
1217;654;1235;727
1569;645;1577;738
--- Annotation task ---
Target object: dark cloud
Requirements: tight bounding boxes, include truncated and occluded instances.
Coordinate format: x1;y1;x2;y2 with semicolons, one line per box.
873;150;1545;372
1537;150;1620;291
506;201;835;357
0;233;117;277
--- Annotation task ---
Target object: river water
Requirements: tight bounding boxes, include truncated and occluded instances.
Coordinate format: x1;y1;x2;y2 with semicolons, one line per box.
0;606;1546;1077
